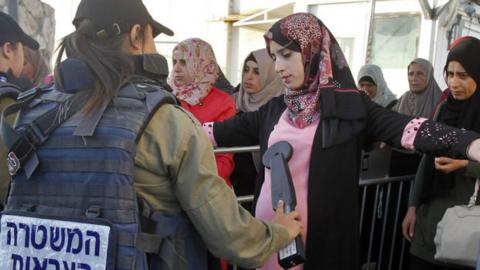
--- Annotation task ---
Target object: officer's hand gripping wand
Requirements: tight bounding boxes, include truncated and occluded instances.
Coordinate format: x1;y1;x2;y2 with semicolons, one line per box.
263;141;306;269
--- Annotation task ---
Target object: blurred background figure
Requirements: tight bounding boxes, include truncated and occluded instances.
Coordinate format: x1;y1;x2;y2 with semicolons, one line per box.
357;63;397;109
230;48;283;214
18;47;51;89
357;64;397;270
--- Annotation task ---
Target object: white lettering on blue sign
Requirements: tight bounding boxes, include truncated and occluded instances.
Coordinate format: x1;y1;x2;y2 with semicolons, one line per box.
0;215;111;270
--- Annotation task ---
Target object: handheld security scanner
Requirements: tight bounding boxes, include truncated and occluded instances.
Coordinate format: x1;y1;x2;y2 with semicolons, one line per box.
263;141;306;269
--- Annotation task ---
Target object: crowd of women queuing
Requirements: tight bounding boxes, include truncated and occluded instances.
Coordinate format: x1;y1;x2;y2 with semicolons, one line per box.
2;1;480;269
173;14;480;269
202;14;480;270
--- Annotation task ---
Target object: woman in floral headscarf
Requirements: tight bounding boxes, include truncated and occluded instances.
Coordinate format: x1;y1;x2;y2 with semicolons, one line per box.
203;13;480;270
169;38;236;187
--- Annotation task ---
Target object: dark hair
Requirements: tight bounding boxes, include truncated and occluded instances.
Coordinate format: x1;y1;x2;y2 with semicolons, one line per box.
358;76;376;86
244;53;256;64
54;19;145;114
22;47;50;86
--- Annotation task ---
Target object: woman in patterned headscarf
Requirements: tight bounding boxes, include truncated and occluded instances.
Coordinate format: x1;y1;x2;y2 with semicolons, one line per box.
203;13;480;270
169;38;236;187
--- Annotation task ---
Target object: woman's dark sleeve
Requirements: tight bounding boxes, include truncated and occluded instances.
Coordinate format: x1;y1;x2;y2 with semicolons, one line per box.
213;110;260;147
365;95;480;158
365;95;412;148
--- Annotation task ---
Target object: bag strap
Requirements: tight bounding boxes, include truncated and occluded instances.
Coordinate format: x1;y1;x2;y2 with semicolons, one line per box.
1;89;86;179
468;178;480;207
0;82;21;99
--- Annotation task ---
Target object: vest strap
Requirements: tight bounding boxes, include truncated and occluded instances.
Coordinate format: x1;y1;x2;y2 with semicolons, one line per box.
1;92;86;178
10;182;136;200
42;135;136;153
0;81;20;99
116;255;135;270
39;159;135;176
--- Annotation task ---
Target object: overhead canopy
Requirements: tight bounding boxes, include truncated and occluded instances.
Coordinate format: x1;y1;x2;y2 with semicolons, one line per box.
233;2;294;32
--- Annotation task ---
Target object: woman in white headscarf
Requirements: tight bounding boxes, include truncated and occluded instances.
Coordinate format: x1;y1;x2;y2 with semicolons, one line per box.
394;58;442;118
357;64;397;109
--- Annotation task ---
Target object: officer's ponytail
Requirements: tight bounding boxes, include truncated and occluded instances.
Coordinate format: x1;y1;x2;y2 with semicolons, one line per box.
54;19;136;115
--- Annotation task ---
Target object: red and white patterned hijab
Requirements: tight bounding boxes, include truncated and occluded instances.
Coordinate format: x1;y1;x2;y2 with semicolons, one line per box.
264;13;355;128
169;38;219;105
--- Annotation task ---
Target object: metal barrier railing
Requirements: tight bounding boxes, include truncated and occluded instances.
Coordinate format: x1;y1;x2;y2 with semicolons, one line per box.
217;146;414;270
213;146;260;154
359;175;414;270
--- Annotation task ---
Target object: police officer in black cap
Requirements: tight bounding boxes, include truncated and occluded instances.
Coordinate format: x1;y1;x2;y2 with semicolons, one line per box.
0;11;40;208
0;0;302;270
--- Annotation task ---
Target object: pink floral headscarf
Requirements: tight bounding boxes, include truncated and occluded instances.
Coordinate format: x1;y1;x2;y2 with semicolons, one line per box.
264;13;355;128
169;38;219;105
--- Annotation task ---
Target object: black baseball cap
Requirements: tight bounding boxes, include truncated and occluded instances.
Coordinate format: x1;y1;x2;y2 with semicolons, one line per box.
73;0;174;39
0;12;39;49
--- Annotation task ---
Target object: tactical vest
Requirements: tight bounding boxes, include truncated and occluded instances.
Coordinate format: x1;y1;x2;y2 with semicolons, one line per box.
0;81;207;270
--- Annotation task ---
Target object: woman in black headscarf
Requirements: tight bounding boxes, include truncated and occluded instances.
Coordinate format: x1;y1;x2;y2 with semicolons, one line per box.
402;36;480;270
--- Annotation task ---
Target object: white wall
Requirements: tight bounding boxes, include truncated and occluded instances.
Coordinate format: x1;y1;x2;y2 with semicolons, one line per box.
41;0;231;76
308;0;446;98
310;2;370;80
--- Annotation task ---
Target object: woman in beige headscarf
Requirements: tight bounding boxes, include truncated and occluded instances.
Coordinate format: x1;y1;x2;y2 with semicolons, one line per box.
230;49;284;205
390;58;443;176
394;58;442;118
234;48;283;112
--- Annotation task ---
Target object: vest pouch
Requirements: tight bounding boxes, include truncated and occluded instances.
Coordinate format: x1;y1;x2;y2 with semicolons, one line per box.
148;212;207;270
0;210;117;270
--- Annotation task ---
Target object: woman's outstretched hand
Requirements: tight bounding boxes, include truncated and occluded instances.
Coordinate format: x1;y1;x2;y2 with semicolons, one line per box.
402;206;416;241
434;157;468;174
271;200;303;241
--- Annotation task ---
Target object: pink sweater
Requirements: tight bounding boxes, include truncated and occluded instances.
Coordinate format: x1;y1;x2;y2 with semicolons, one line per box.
255;110;319;270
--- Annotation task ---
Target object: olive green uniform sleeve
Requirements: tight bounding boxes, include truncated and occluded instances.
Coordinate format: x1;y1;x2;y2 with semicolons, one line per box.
134;104;290;268
0;97;17;205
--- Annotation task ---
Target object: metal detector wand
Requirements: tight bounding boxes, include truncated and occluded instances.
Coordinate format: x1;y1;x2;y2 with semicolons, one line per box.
263;141;306;269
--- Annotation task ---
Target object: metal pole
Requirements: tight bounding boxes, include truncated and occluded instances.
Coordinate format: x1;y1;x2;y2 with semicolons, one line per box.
7;0;18;21
418;0;433;19
364;0;377;64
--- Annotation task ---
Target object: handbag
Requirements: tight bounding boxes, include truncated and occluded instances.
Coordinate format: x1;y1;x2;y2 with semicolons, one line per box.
434;178;480;267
